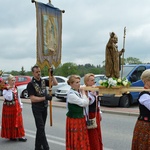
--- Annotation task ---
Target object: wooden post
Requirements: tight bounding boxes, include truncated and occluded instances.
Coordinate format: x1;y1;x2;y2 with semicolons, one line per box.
49;66;53;126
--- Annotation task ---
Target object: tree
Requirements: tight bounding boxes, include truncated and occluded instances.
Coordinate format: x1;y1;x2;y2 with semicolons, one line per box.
10;70;20;76
20;66;26;75
60;62;78;77
41;66;49;77
124;57;142;64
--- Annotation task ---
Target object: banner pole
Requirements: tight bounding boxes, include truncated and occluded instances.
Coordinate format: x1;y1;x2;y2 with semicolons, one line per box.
31;0;65;13
121;27;126;79
49;66;53;126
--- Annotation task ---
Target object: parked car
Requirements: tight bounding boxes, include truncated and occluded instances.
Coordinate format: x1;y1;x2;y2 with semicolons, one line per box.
55;84;71;100
100;64;150;107
80;74;105;85
1;74;10;81
17;84;29;99
15;76;32;86
42;76;68;95
17;75;68;99
55;74;105;100
0;75;32;97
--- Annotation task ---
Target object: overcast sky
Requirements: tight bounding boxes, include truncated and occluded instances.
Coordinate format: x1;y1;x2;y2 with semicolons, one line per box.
0;0;150;72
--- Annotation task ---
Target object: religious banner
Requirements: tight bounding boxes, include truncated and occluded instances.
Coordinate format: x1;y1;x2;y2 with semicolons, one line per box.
35;2;62;69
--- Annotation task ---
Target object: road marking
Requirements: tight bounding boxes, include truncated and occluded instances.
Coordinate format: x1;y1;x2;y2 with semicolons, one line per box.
25;129;114;150
25;129;65;146
25;129;65;141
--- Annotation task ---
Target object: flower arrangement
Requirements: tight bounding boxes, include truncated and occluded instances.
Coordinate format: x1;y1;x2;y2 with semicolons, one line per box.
99;77;131;88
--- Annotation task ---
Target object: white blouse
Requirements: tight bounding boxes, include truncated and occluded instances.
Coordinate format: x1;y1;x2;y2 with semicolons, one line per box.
67;89;89;107
3;89;23;108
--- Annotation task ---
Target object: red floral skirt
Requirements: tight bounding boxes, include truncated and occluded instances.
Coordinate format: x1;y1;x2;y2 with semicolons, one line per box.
66;116;90;150
1;99;25;139
88;111;103;150
132;120;150;150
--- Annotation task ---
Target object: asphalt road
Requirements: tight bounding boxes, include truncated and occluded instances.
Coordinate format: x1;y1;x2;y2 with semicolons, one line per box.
0;100;138;150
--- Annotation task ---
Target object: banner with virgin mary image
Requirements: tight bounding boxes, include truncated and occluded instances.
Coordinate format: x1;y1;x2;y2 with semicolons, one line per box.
35;2;62;68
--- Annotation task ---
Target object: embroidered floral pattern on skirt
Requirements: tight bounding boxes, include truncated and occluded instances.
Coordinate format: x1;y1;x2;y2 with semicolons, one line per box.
132;120;150;150
66;117;90;150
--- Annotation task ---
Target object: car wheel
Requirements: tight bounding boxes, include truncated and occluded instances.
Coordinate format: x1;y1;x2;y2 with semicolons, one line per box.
22;89;28;99
119;94;130;108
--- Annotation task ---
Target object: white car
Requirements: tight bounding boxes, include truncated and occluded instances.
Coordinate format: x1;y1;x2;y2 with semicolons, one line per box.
55;74;105;100
17;76;68;99
55;84;71;100
17;84;28;99
42;76;68;95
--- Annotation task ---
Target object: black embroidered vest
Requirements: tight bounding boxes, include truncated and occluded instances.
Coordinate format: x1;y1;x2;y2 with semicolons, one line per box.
138;91;150;117
31;78;48;107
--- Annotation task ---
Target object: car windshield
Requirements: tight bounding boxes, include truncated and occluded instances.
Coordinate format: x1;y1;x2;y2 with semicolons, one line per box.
120;66;136;78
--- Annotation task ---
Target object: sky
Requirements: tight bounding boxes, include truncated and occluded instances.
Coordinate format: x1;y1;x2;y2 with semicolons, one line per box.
0;0;150;72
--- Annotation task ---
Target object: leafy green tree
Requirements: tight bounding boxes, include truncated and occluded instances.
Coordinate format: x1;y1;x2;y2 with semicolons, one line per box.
60;62;78;77
88;68;101;74
77;65;88;77
54;64;63;76
20;66;26;75
124;57;142;64
10;70;20;76
26;71;32;76
41;66;49;77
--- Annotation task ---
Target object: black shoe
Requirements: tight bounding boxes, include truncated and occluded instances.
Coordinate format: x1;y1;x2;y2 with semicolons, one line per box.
18;137;27;142
10;138;17;141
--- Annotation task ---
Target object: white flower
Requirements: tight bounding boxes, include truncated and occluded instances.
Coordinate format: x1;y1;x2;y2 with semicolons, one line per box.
122;81;128;86
108;78;117;86
117;78;121;83
99;77;130;88
99;80;103;85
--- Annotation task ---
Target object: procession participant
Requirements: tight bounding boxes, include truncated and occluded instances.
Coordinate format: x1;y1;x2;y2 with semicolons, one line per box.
84;73;103;150
1;74;27;142
27;65;58;150
66;75;90;150
132;69;150;150
105;32;124;78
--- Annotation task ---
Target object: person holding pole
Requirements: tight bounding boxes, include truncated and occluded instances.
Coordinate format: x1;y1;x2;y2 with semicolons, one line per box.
105;31;125;78
27;65;58;150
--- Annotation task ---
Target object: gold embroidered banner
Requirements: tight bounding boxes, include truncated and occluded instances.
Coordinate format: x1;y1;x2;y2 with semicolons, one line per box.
35;2;62;68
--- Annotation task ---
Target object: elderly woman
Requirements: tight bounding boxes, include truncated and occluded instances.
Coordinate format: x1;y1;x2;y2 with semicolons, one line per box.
84;73;103;150
1;74;27;142
66;75;90;150
132;69;150;149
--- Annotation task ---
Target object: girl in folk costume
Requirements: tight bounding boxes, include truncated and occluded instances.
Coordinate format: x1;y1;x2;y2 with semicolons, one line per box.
84;73;103;150
132;69;150;149
66;75;90;150
1;74;27;142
